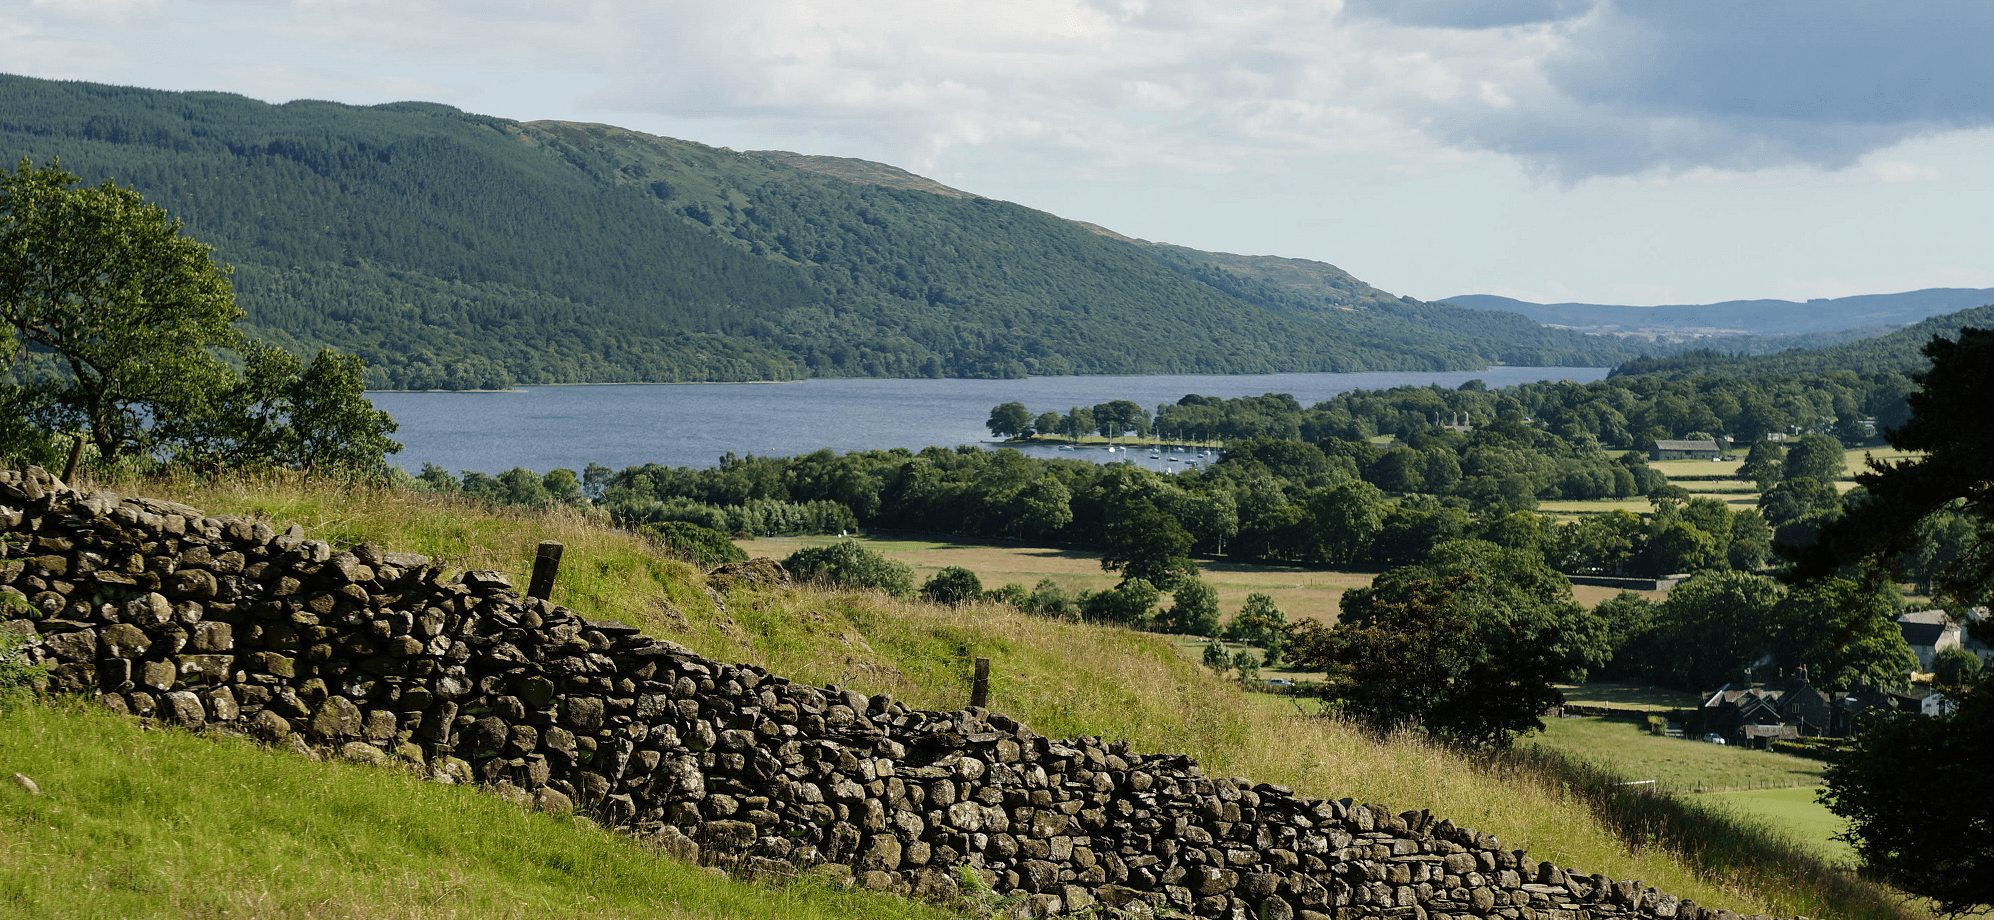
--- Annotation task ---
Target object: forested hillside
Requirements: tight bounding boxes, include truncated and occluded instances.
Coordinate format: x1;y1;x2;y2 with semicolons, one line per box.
0;74;1634;388
1609;304;1994;379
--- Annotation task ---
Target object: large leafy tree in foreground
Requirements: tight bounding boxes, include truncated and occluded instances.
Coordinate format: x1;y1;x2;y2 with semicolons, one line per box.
0;159;398;473
0;157;239;463
1820;690;1994;918
1792;327;1994;915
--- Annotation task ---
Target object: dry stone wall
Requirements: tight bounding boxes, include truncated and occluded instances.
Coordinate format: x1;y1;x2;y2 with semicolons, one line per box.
0;467;1788;920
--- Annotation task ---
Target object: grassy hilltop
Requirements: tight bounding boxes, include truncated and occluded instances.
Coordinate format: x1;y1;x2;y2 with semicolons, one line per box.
0;472;1925;920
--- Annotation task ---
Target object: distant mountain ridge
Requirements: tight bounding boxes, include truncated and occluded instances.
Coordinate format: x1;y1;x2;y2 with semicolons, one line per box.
0;72;1634;388
1444;289;1994;340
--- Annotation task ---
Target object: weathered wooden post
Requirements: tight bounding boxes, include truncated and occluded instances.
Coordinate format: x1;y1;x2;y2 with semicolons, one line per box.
971;657;991;709
528;541;564;600
60;436;82;484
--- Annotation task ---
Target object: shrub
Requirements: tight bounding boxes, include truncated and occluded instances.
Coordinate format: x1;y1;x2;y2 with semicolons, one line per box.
1081;578;1159;626
921;566;984;606
782;541;916;598
1024;578;1075;619
639;521;749;568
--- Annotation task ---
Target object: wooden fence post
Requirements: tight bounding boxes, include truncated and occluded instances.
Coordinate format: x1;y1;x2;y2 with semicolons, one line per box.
528;541;564;600
971;657;991;709
61;436;82;484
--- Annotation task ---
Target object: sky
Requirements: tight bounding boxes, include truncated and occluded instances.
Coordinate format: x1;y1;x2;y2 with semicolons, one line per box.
7;0;1994;306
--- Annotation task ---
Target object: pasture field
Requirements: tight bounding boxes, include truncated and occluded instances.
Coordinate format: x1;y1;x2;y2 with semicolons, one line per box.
1556;681;1701;712
1531;715;1828;792
739;535;1661;622
736;534;1366;625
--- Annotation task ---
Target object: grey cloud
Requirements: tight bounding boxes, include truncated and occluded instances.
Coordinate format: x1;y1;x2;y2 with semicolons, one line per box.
1547;3;1994;124
1418;1;1994;179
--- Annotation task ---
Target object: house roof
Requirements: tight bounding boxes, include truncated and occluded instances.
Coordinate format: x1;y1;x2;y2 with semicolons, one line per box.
1654;439;1720;451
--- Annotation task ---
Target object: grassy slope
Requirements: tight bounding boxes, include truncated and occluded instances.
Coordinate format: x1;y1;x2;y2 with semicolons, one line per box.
17;471;1926;920
1531;717;1857;867
0;699;956;920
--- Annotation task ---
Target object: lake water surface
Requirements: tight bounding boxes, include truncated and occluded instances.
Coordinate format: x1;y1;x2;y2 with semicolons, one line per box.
368;366;1611;476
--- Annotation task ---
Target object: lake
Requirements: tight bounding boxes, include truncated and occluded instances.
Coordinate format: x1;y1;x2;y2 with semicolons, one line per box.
367;366;1611;476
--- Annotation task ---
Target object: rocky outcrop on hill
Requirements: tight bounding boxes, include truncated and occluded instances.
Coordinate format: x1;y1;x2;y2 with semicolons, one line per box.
0;466;1787;920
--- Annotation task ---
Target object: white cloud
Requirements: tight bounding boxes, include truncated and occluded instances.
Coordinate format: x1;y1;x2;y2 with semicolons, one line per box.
16;0;1994;191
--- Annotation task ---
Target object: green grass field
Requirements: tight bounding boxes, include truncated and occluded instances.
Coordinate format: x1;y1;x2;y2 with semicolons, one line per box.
1706;787;1854;865
1530;714;1857;868
1550;445;1921;520
1532;715;1828;792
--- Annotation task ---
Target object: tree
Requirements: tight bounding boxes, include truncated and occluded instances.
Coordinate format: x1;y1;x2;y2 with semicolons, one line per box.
1098;493;1196;590
1158;578;1221;636
1351;539;1611;682
1643;571;1783;691
1792;329;1994;911
1933;646;1984;691
1768;578;1916;691
1179;490;1239;556
1224;593;1288;646
1738;438;1784;489
1287;573;1568;748
1759;476;1841;530
171;344;400;473
0;159;241;464
1821;689;1994;917
1025;578;1076;619
582;462;614;501
1063;406;1095;440
1592;591;1659;680
986;401;1032;438
1033;411;1061;437
1645;520;1722;575
1232;649;1262;683
543;468;584;503
1792;328;1994;606
1201;637;1232;671
1007;476;1073;539
1782;433;1847;483
640;520;749;567
921;566;984;606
